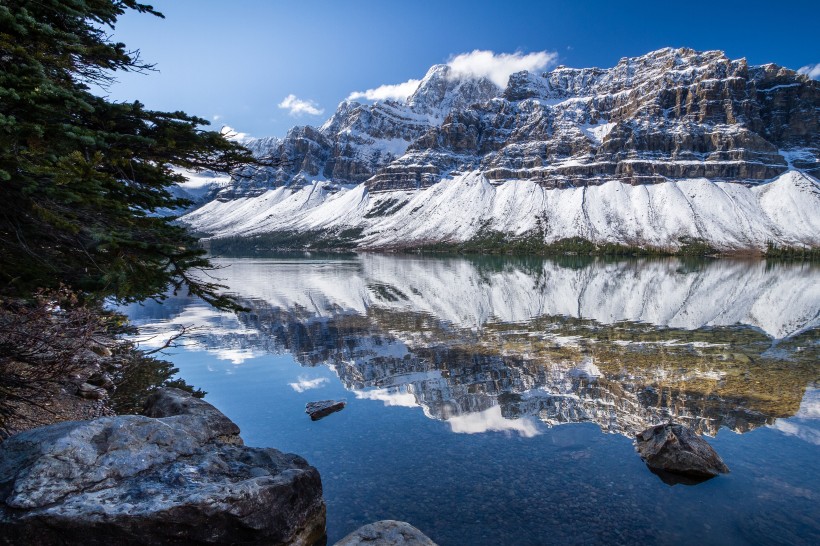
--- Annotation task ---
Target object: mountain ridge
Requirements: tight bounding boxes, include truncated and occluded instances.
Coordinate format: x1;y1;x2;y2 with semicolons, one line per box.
183;47;820;252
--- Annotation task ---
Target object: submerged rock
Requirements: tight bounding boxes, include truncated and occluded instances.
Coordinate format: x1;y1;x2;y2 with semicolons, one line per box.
0;388;326;545
636;422;730;480
306;399;346;421
334;520;437;546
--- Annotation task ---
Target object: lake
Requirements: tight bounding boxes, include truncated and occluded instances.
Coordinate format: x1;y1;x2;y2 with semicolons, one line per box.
122;254;820;545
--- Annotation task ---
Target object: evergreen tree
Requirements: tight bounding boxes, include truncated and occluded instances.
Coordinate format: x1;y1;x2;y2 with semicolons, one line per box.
0;0;255;307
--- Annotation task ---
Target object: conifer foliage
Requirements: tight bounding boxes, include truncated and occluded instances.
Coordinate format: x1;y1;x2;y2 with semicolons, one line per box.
0;1;254;307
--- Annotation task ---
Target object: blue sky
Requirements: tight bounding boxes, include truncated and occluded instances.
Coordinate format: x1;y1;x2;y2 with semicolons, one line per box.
104;0;820;139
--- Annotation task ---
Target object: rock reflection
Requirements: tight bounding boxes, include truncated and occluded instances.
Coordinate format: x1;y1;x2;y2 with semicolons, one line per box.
125;255;820;439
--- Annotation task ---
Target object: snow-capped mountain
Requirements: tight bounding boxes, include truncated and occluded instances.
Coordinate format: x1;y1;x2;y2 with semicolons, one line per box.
184;48;820;252
218;63;500;198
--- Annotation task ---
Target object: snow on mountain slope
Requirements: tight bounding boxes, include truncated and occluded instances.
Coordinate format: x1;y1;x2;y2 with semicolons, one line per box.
185;169;820;252
183;186;296;234
172;169;231;201
756;170;820;239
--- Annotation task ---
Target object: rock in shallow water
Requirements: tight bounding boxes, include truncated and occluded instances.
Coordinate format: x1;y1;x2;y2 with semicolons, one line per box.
306;400;346;421
334;520;437;546
0;388;326;545
636;422;730;480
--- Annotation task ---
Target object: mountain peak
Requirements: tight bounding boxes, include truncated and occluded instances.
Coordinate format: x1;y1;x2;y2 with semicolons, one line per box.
407;63;500;119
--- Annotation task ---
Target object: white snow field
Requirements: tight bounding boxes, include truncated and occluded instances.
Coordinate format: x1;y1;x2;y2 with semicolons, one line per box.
183;169;820;252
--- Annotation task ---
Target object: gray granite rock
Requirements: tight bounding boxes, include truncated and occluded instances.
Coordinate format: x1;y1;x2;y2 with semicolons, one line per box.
0;388;326;545
143;387;243;444
636;422;730;478
334;520;437;546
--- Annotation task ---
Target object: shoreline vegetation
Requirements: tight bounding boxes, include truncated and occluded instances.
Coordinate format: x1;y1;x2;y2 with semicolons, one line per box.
205;230;820;260
0;290;204;439
0;0;255;437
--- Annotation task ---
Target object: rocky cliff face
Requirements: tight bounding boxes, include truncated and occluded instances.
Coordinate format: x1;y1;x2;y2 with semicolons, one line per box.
368;48;818;191
184;48;820;251
225;48;819;194
218;64;500;199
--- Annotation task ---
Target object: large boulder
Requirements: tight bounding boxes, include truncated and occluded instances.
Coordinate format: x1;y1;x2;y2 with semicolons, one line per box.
636;422;730;479
0;388;326;545
334;520;437;546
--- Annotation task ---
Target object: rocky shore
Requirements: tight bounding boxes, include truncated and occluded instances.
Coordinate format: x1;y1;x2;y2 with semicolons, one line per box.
0;389;326;545
0;388;438;545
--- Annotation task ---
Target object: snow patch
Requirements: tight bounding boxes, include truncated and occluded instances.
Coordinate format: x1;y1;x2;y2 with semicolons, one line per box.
183;170;820;254
581;122;616;145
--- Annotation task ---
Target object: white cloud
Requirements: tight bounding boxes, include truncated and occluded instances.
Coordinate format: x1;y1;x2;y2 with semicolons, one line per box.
445;49;558;87
798;63;820;79
354;387;418;407
278;94;325;116
346;50;557;103
288;376;329;393
219;125;251;142
447;406;541;437
347;79;422;102
769;387;820;445
212;114;222;121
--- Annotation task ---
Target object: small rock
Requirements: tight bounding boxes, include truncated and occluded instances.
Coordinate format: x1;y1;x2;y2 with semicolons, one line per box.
306;399;346;421
334;520;437;546
636;422;729;480
76;382;107;400
87;372;115;390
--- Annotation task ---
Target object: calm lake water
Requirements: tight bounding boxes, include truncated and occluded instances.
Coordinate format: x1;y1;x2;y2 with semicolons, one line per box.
122;254;820;546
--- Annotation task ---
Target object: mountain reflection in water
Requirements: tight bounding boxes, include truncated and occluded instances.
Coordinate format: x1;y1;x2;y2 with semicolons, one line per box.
126;255;819;440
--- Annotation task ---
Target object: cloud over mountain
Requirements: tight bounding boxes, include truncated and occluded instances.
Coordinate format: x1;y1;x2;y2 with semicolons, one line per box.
347;50;557;102
445;50;558;87
347;79;423;102
798;63;820;79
